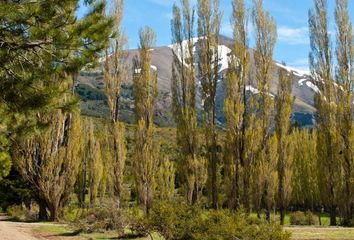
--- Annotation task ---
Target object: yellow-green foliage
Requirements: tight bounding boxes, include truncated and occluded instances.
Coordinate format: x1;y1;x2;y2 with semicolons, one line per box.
275;64;295;224
309;0;341;225
197;0;222;209
171;0;204;205
85;119;103;206
334;0;354;225
223;0;250;210
14;109;83;221
291;129;319;207
155;156;175;201
133;27;159;214
251;0;277;217
103;0;128;208
148;200;291;240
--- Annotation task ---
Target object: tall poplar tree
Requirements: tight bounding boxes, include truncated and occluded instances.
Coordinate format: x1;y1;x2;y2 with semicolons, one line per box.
197;0;222;209
335;0;354;225
104;0;127;208
292;129;319;210
252;0;277;220
275;64;294;225
309;0;340;226
85;119;103;206
133;27;159;215
171;0;202;205
14;107;83;221
224;0;250;210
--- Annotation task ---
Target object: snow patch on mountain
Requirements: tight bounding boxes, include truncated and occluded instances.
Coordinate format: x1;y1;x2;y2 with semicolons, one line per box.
218;45;232;72
134;65;157;74
246;85;260;94
298;79;307;86
151;65;157;71
246;85;274;98
276;63;310;77
306;81;320;93
169;38;231;73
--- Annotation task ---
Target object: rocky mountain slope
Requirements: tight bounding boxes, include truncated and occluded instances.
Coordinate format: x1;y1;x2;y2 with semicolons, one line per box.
76;36;317;127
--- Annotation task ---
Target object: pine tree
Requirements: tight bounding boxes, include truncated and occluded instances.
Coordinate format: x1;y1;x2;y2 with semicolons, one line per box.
171;0;202;205
275;64;294;225
0;0;112;179
224;0;250;211
103;0;128;208
334;0;354;225
252;0;277;220
197;0;222;209
133;27;159;215
309;0;341;226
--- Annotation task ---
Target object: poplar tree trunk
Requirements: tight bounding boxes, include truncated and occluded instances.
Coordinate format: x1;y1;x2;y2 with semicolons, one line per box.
38;199;48;221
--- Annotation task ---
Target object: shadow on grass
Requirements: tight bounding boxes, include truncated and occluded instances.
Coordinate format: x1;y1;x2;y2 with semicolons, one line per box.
56;229;83;236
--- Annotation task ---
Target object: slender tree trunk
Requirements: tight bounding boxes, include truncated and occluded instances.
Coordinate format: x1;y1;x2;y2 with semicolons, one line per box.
231;159;240;210
211;134;218;209
192;180;198;205
330;204;337;226
243;170;250;214
279;165;285;225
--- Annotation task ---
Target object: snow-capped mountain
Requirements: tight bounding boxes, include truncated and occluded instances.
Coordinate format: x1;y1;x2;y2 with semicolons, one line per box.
76;35;318;127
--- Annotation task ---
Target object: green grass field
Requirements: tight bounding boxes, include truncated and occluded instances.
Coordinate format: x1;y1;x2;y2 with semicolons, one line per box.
34;222;354;240
286;227;354;240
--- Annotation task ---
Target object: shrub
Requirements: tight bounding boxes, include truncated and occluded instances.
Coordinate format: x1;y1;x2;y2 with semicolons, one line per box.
148;200;290;240
76;207;125;233
7;204;36;222
289;211;318;225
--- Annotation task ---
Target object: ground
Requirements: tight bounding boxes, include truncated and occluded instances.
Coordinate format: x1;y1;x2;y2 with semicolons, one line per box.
1;214;354;240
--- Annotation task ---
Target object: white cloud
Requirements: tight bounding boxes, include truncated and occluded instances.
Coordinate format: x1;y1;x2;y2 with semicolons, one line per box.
278;26;309;45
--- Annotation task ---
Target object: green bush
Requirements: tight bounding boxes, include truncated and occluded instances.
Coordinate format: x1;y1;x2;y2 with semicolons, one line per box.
148;200;291;240
289;211;318;225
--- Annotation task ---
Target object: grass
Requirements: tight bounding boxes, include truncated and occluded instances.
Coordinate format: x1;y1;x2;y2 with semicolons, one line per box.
286;227;354;240
33;221;354;240
34;224;163;240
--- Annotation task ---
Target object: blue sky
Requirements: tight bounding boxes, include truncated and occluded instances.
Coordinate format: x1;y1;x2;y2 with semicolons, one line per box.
78;0;354;71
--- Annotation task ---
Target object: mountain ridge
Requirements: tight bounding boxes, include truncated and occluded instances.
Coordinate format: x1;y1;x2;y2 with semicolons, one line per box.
76;35;317;127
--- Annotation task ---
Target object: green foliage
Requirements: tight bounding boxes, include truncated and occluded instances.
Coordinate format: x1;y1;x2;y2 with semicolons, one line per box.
171;0;204;205
76;84;107;102
148;200;291;240
133;26;159;214
0;135;11;180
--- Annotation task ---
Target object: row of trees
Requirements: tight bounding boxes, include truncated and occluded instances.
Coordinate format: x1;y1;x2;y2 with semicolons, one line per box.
169;0;353;226
0;0;353;227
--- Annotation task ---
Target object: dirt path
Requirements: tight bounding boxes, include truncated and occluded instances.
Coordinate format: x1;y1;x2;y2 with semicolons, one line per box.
0;215;82;240
0;215;39;240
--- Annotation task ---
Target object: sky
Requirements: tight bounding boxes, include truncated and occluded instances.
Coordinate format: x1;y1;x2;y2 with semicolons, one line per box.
78;0;354;71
